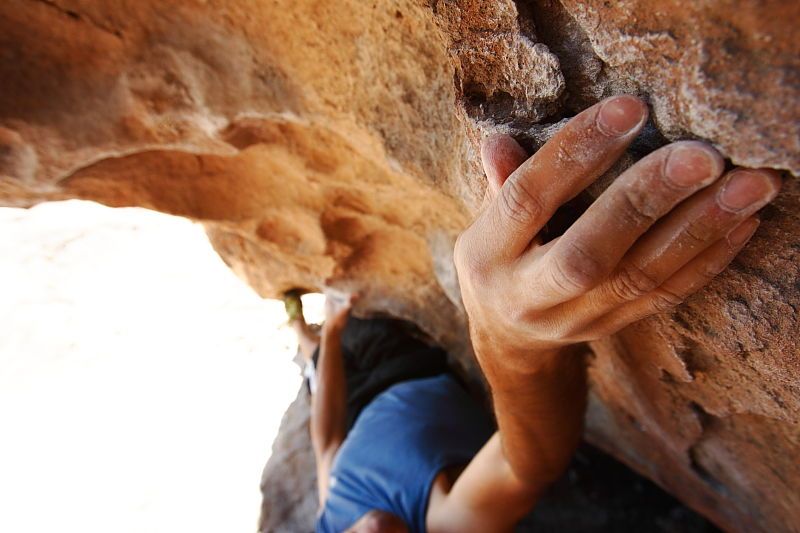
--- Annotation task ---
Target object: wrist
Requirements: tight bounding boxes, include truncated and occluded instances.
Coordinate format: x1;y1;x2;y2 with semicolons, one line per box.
479;345;585;400
471;319;560;360
477;345;561;384
471;327;569;390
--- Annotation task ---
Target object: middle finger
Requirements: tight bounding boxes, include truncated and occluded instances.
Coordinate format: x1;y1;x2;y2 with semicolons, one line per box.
592;167;781;308
526;140;724;310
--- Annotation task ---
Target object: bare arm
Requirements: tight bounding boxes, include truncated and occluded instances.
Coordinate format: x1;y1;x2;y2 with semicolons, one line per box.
428;95;781;532
428;349;586;532
310;298;352;506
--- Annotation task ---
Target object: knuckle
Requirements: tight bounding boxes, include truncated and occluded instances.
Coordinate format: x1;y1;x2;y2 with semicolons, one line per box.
618;186;659;228
499;176;544;226
649;287;684;313
610;262;660;301
684;220;713;246
556;140;584;168
698;258;725;280
702;258;728;279
550;241;604;294
505;300;532;326
549;320;580;341
545;310;595;342
454;230;492;284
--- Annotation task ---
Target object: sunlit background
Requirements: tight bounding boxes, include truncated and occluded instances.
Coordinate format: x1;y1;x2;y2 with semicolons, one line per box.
0;200;323;533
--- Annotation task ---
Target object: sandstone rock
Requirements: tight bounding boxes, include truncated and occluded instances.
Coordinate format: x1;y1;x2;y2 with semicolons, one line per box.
259;387;318;533
1;1;797;531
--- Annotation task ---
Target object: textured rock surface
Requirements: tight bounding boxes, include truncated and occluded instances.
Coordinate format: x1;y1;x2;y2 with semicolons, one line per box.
1;1;797;531
259;387;319;533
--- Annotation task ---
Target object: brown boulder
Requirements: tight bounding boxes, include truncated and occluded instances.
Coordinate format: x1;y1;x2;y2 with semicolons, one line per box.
1;1;797;531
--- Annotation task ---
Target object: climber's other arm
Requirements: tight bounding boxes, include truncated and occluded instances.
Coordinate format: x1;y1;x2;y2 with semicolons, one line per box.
310;297;352;506
428;95;782;532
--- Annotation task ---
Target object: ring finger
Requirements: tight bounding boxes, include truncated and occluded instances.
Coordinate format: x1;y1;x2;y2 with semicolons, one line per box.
588;167;781;311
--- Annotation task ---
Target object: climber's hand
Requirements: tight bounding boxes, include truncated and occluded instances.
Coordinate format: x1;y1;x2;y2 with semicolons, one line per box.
455;95;782;370
323;292;356;334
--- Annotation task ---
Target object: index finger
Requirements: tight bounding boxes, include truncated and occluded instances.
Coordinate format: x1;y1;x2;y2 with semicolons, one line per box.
473;95;648;263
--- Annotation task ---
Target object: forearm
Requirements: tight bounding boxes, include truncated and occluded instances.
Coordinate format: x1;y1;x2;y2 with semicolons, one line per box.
477;342;587;487
311;327;347;456
428;342;587;531
439;95;774;529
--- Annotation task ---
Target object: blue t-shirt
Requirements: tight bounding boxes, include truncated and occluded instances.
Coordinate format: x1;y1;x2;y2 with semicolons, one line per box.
316;374;495;533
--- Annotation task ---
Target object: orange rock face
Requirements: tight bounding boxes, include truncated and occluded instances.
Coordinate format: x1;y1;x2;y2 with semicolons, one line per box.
1;1;797;531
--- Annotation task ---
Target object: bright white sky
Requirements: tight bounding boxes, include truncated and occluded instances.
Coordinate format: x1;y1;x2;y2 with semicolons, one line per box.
0;200;323;533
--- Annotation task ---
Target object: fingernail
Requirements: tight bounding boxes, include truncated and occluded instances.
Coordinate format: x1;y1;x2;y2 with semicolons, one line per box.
597;95;646;137
665;145;720;187
727;218;760;247
718;170;779;212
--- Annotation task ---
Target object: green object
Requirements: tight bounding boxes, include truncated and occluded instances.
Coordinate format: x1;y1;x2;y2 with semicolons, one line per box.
283;289;304;322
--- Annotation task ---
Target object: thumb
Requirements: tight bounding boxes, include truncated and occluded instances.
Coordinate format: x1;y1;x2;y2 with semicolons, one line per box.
480;134;529;198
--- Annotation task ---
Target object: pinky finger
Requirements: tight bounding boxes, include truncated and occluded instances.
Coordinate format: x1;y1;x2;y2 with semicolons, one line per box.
589;217;760;335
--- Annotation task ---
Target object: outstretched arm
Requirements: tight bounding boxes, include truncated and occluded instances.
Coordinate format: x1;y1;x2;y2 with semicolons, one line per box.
310;297;352;506
428;95;781;532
